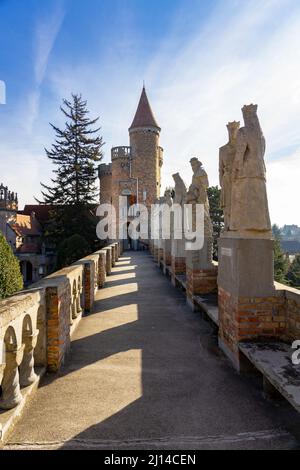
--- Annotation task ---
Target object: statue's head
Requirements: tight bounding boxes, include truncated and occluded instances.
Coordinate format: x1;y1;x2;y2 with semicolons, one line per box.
190;157;202;172
226;121;240;140
242;104;258;123
172;173;180;183
164;188;173;203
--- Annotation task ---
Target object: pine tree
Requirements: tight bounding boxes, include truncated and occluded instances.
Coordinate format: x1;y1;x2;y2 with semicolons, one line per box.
286;255;300;289
0;234;23;299
38;94;104;248
207;186;224;260
272;224;289;284
56;234;90;269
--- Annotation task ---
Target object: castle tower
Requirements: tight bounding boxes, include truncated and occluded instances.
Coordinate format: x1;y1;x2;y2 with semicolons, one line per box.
129;86;163;208
98;86;163;248
0;183;18;239
98;163;112;205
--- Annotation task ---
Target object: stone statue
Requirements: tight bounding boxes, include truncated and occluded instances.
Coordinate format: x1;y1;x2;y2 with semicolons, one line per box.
230;104;271;235
185;158;212;237
164;189;173;207
172;173;187;206
219;121;240;231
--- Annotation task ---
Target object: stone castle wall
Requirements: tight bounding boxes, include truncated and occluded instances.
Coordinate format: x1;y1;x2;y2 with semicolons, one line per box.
130;128;162;209
99;163;112;205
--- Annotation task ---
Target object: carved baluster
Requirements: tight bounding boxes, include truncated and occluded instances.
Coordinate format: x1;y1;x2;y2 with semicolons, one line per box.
72;281;78;320
0;346;24;410
76;280;83;315
19;330;39;387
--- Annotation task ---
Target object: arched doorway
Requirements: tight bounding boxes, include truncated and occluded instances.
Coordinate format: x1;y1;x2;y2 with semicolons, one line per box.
26;261;33;282
20;260;33;284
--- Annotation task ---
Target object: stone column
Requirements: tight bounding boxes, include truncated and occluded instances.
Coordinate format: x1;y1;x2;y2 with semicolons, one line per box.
0;346;24;410
114;242;119;261
19;330;39;387
171;239;186;286
76;280;83;316
103;247;112;275
218;105;276;370
98;251;107;288
111;245;116;267
162;190;173;274
157;196;167;267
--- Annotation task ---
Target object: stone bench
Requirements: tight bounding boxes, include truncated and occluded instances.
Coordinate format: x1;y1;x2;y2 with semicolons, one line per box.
239;341;300;413
193;294;219;326
175;274;187;292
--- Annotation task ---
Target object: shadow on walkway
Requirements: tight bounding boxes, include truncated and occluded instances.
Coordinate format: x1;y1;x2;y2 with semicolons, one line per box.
6;252;300;450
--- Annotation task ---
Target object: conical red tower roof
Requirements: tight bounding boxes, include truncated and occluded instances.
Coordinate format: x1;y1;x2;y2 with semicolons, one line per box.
129;87;160;131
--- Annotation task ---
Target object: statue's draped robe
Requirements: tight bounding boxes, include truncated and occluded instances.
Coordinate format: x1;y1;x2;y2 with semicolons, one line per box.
230;123;271;232
219;142;236;230
186;168;212;237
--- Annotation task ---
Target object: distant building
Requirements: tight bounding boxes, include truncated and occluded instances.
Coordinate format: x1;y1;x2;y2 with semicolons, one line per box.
98;86;164;249
0;183;54;286
281;225;300;240
280;224;300;256
281;240;300;255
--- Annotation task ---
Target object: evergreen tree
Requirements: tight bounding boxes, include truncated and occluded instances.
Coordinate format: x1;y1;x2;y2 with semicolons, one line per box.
272;224;289;283
0;234;23;299
207;186;224;260
38;94;104;249
56;234;90;269
286;255;300;289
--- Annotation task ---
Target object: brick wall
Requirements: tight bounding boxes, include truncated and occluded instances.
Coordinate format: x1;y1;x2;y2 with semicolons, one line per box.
274;283;300;342
130;129;162;208
218;286;287;358
186;266;218;298
99;164;112;205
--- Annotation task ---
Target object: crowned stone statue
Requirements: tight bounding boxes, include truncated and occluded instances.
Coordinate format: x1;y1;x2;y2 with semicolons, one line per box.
219;121;240;231
230;105;271;236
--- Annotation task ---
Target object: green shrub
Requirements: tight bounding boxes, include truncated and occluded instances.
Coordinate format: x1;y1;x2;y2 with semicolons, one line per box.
0;233;23;299
56;234;90;269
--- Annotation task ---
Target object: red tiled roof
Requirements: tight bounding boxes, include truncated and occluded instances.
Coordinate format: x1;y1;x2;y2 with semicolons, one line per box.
129;87;160;130
18;243;40;254
22;205;54;225
10;213;42;237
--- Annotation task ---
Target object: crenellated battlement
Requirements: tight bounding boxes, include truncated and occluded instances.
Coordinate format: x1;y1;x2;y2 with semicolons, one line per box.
0;183;18;211
111;146;131;161
98;163;112;177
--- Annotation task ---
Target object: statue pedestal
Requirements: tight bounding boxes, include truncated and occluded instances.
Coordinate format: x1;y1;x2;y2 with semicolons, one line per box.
186;237;217;310
218;236;280;371
153;240;159;262
157;240;164;266
163;239;172;273
171;239;186;286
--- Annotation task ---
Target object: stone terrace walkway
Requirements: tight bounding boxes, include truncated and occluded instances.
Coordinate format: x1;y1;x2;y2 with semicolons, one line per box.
5;252;300;449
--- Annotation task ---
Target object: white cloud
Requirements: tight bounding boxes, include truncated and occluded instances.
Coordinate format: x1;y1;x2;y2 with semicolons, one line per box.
2;0;300;227
35;3;65;85
0;80;6;104
267;151;300;226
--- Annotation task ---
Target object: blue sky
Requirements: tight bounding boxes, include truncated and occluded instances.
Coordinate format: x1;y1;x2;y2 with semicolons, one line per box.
0;0;300;225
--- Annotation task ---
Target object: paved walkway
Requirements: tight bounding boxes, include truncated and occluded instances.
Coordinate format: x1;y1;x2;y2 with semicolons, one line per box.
5;252;300;449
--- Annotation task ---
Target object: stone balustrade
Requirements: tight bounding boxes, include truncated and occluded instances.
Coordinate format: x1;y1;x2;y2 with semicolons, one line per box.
0;289;45;410
0;242;120;413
